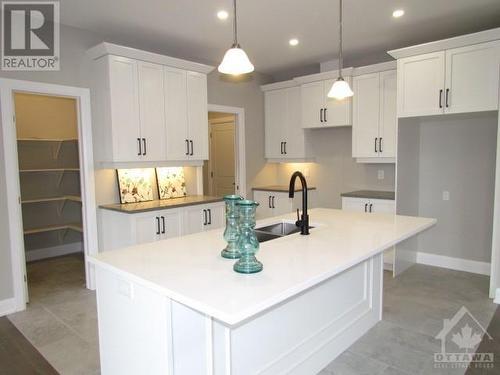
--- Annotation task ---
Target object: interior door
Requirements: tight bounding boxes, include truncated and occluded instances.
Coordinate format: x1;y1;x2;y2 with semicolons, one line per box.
352;73;380;158
187;71;209;160
283;87;304;158
164;66;189;160
445;41;500;114
108;56;141;161
264;89;287;158
138;61;166;161
210;122;236;197
300;81;324;128
379;70;397;158
324;78;352;127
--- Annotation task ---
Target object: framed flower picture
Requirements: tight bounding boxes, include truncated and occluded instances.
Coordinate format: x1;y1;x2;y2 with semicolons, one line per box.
156;167;187;199
116;168;155;204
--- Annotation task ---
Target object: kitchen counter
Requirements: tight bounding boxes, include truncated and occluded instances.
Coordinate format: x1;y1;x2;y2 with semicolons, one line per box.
99;195;223;213
341;190;395;200
252;185;316;192
91;208;435;374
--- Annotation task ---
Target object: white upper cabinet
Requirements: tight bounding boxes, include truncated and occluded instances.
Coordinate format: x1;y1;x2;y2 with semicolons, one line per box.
88;43;213;164
396;40;500;118
301;78;352;128
352;70;397;161
264;85;306;159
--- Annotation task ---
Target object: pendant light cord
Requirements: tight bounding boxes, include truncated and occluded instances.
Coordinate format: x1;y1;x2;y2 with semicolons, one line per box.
338;0;343;79
233;0;238;46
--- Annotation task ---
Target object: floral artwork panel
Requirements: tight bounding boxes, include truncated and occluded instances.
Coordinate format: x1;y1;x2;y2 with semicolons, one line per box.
117;168;155;204
156;167;187;199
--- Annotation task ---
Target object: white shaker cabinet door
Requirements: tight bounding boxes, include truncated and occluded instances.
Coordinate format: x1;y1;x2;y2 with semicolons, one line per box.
161;210;183;239
164;66;189;160
138;61;166;161
301;81;324;128
341;197;368;213
272;192;294;216
134;213;162;245
187;71;209;160
445;41;500;114
283;86;305;158
369;199;395;214
253;191;273;219
264;89;287;159
324;78;352;127
108;56;141;161
397;51;445;118
206;203;225;230
183;205;207;235
379;70;397;158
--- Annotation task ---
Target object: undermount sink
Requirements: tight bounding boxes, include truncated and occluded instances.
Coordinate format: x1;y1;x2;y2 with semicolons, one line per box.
255;221;314;243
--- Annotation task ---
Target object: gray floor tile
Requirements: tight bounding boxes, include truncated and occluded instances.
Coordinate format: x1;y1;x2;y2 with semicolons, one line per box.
322;350;387;375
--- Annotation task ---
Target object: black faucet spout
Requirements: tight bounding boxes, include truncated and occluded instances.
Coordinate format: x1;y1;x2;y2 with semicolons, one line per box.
288;171;310;235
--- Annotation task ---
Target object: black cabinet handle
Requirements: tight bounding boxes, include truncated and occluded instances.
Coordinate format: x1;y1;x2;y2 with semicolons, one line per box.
203;209;207;225
156;216;160;234
137;138;142;156
185;139;189;155
379;137;383;153
364;203;368;212
208;209;212;225
161;216;166;234
375;137;378;153
280;141;283;155
283;142;287;155
142;138;146;156
369;204;373;213
445;88;450;108
439;89;443;108
320;108;323;123
268;196;271;208
190;140;194;156
272;196;275;209
324;108;327;123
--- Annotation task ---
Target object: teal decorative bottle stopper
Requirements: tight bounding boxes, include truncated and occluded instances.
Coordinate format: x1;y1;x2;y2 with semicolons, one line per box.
221;194;243;259
233;200;263;274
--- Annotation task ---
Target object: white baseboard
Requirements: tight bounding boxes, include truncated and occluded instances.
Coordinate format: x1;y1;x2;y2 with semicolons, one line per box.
494;288;500;304
26;242;83;262
416;251;491;276
0;297;16;317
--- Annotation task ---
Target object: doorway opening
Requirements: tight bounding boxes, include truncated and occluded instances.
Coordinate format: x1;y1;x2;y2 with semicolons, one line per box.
203;111;237;197
14;92;86;303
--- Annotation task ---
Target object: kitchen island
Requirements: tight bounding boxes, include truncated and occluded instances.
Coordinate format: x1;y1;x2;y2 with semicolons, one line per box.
90;208;435;375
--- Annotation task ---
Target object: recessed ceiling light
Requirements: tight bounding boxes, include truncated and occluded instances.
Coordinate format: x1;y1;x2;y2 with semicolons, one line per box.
217;10;229;20
289;38;299;46
392;9;405;18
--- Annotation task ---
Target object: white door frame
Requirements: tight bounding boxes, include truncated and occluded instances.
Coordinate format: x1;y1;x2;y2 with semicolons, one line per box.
0;78;98;312
207;104;246;198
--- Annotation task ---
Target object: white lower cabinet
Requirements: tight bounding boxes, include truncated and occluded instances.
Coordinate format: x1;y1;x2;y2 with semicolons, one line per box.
253;190;317;220
99;202;225;251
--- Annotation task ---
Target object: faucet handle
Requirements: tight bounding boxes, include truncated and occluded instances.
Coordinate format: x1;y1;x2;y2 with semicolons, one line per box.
295;209;301;227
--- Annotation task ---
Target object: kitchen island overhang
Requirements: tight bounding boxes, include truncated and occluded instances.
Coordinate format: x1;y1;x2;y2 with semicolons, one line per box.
90;208;436;375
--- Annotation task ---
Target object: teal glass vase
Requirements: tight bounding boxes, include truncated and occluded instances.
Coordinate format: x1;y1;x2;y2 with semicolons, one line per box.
233;200;263;274
221;195;243;259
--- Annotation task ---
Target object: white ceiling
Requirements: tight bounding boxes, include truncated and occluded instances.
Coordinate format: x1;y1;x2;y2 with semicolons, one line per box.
61;0;500;76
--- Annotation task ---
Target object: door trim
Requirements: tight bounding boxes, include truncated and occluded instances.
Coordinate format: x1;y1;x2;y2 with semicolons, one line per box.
207;104;246;198
0;78;99;313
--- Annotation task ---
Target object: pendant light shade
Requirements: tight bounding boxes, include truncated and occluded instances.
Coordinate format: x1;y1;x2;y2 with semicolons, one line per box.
328;0;353;100
218;0;254;75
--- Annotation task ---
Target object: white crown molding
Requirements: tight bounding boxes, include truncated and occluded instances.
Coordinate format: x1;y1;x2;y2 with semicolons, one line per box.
293;67;355;84
416;251;491;276
352;61;396;76
86;42;215;74
388;27;500;59
260;80;297;92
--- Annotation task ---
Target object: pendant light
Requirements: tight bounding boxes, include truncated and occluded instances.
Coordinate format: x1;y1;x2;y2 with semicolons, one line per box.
218;0;254;75
327;0;353;100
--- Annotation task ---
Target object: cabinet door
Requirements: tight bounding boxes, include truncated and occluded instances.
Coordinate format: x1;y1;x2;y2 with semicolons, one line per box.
301;81;324;128
183;206;206;235
397;51;445;118
352;73;380;158
187;71;209;160
138;62;166;161
369;199;395;214
272;193;293;216
164;67;189;160
160;210;182;239
108;56;141;161
135;214;161;244
341;197;368;212
253;191;273;219
206;203;225;229
283;87;305;158
324;78;353;127
445;41;500;114
379;70;397;158
264;89;287;159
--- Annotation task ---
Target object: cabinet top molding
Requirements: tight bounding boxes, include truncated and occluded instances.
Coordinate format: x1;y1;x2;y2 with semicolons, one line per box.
388;27;500;59
293;67;354;84
86;42;215;74
260;79;297;92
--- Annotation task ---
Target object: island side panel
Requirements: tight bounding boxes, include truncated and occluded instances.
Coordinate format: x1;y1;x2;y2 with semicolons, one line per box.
212;255;383;375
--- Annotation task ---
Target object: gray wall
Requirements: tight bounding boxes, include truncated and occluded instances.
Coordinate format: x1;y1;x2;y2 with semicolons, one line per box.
417;113;497;263
274;127;396;209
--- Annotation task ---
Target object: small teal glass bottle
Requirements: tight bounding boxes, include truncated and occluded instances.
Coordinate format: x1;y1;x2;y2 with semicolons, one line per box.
233;200;263;274
221;195;243;259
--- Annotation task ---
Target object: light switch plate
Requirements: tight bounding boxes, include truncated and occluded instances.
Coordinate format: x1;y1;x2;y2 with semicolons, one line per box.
377;170;384;180
442;191;450;201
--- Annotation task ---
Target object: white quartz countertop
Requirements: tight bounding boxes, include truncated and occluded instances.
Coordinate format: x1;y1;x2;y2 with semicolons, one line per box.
90;208;436;326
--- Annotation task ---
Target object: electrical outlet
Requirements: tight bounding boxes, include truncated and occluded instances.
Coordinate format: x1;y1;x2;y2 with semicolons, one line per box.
377;170;384;180
442;191;450;201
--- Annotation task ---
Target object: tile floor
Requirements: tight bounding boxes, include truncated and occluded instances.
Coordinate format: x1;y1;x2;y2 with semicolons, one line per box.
7;255;498;375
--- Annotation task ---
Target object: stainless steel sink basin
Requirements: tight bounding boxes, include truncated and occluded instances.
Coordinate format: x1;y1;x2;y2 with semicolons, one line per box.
255;231;282;243
255;221;314;243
